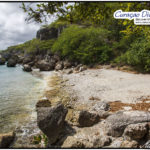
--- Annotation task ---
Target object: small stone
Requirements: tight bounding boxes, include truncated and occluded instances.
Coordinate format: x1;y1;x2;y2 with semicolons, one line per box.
36;100;51;108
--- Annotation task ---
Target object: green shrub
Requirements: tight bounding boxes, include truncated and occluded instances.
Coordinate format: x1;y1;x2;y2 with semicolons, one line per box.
5;38;56;55
115;38;150;72
26;38;56;54
52;25;112;64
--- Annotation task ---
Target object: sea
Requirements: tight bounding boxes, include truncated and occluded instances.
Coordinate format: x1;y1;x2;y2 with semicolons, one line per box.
0;65;45;134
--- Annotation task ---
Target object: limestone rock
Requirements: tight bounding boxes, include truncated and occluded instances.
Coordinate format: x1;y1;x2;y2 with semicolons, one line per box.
23;64;32;72
106;111;150;137
36;60;55;71
23;57;33;64
120;140;138;148
62;136;85;148
0;132;15;148
36;27;58;40
79;65;87;72
123;123;148;141
78;110;100;127
37;104;68;144
7;59;17;67
55;62;63;71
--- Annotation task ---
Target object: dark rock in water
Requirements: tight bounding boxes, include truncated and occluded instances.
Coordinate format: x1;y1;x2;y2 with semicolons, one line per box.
11;55;19;63
36;27;58;40
78;110;100;127
55;61;64;71
36;60;55;71
0;57;6;65
37;103;68;144
7;59;17;67
23;64;32;72
0;132;15;148
106;111;150;137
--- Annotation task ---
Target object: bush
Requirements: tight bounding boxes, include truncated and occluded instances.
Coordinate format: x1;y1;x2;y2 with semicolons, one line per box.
26;38;55;54
115;38;150;72
52;25;112;64
5;38;56;55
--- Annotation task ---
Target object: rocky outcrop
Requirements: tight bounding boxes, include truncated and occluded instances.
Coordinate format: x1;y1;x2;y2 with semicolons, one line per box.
106;111;150;137
36;27;58;40
7;59;17;67
0;57;6;65
23;57;33;64
36;60;55;71
1;52;12;61
23;64;32;72
37;103;68;144
0;132;15;148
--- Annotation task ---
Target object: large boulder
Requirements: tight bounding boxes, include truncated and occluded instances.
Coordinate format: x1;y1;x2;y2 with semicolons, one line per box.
37;104;68;144
7;59;17;67
36;27;58;40
123;123;148;141
36;60;55;71
106;111;150;137
0;57;6;65
23;64;32;72
0;132;15;148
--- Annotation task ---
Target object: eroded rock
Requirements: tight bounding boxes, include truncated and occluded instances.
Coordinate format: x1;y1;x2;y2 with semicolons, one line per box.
23;64;32;72
37;103;68;144
0;132;15;148
7;59;17;67
123;123;148;141
78;110;100;127
106;111;150;137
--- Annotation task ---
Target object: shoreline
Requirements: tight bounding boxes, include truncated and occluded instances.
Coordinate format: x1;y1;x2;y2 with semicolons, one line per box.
2;65;150;148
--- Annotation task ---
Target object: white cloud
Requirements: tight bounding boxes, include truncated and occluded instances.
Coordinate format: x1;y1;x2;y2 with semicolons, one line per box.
0;3;43;50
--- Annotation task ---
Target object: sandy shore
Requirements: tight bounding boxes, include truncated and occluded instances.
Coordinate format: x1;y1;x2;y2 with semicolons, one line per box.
63;68;150;105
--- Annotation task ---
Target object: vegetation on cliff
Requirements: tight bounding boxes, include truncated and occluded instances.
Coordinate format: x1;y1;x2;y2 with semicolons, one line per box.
2;2;150;72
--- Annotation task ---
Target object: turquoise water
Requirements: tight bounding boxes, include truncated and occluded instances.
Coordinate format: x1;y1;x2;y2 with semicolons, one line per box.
0;65;45;133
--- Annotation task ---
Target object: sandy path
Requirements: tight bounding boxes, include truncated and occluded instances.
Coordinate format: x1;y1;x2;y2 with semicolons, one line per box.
63;68;150;104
